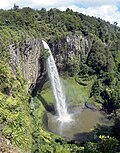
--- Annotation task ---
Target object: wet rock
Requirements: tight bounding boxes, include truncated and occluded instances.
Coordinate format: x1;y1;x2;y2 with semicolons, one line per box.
85;102;97;111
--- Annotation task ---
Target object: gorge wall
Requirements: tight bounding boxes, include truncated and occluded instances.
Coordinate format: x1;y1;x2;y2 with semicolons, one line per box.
49;33;93;73
9;38;44;90
8;32;94;91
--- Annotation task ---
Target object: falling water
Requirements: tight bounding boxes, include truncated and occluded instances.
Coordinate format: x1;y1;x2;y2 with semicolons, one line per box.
42;40;71;122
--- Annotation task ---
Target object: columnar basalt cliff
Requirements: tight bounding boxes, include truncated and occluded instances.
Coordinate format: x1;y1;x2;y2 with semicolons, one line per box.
9;39;44;90
7;32;115;94
8;33;94;90
49;33;93;73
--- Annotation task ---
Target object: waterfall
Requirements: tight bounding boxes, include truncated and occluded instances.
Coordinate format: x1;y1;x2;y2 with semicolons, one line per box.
42;40;71;122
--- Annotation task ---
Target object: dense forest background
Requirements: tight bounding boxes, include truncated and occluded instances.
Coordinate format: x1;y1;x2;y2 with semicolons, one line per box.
0;6;120;153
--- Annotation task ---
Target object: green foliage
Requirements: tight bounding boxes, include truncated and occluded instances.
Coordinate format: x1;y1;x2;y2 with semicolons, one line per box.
0;7;119;41
0;61;32;152
0;7;120;153
113;110;120;141
90;71;120;111
32;126;119;153
32;129;72;153
84;136;119;153
41;48;50;60
87;40;114;74
66;54;80;76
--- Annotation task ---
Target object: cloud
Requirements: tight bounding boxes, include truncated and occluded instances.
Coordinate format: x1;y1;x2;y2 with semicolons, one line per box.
30;0;120;11
76;0;120;7
30;0;80;8
59;5;120;26
30;0;120;8
0;0;80;9
0;0;38;9
1;0;120;9
0;0;14;9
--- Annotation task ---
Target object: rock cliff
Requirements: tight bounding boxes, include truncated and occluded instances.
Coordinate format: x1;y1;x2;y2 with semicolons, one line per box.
8;33;94;91
49;33;93;73
9;38;44;90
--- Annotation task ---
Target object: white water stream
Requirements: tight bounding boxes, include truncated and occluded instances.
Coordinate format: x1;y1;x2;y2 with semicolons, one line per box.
42;40;71;122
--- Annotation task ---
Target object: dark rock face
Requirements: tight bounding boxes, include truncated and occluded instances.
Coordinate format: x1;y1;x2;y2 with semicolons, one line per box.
8;33;94;91
85;102;97;111
49;33;93;72
9;38;44;90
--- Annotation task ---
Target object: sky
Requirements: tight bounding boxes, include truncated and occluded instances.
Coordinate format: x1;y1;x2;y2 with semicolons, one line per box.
1;0;120;26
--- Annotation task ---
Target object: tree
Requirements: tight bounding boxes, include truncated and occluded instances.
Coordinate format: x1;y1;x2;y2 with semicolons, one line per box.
114;21;118;26
13;3;19;10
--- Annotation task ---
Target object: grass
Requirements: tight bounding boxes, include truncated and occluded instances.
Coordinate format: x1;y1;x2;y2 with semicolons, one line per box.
40;86;54;105
63;77;93;105
40;76;94;107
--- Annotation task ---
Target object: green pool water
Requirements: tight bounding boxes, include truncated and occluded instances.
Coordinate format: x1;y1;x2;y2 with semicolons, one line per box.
45;106;113;142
